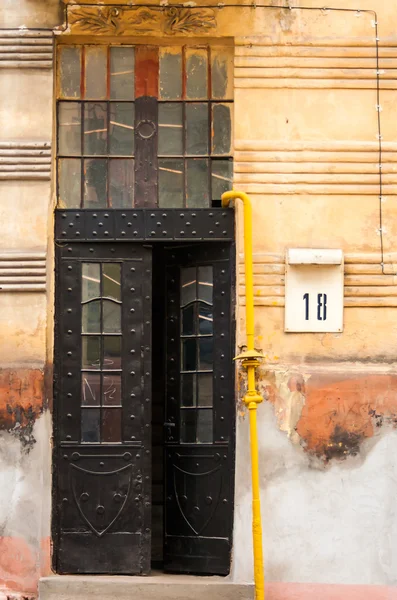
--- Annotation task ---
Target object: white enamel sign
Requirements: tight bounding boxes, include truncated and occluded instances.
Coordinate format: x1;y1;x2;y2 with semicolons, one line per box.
285;249;344;333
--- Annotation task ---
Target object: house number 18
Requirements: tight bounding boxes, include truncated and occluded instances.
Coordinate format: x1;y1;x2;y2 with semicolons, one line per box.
303;293;327;321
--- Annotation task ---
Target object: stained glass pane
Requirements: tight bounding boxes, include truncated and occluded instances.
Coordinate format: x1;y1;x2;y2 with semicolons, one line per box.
199;338;213;370
82;336;101;369
102;408;122;442
198;266;213;303
83;159;107;208
82;263;100;302
103;263;121;301
159;48;182;100
85;46;107;100
103;337;122;370
84;103;107;155
186;103;209;155
196;409;213;443
197;374;213;407
182;304;195;336
58;102;81;156
158;103;183;155
81;408;100;442
181;267;196;306
186;159;209;207
82;301;101;334
212;103;232;155
81;373;101;406
58;159;81;208
59;46;81;99
182;338;197;371
110;47;135;100
180;410;196;443
186;48;208;99
181;373;196;407
109;159;134;208
158;159;184;208
103;300;121;333
110;103;134;155
102;375;122;406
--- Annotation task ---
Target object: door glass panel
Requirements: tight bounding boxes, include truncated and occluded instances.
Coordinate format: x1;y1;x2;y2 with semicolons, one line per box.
186;104;209;155
103;300;121;333
103;263;121;300
82;373;101;406
59;46;81;99
102;374;122;406
181;373;196;407
198;304;213;335
84;103;107;155
103;336;122;370
85;47;107;100
197;374;213;407
186;48;208;99
182;304;195;336
82;263;100;301
180;411;196;443
82;301;101;333
110;47;135;100
82;336;101;369
159;159;184;208
102;408;122;442
58;159;81;208
186;159;209;208
158;103;183;155
109;103;135;155
182;339;197;371
199;338;213;370
196;409;213;443
83;159;107;208
81;408;100;442
58;102;82;156
159;48;182;100
181;267;196;306
198;266;213;303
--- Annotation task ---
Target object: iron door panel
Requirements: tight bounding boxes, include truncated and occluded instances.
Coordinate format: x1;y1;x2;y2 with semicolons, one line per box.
54;243;152;575
164;243;235;575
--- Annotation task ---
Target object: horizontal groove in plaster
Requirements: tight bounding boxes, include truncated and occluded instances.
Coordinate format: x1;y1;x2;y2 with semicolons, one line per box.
0;142;51;180
0;253;46;293
0;30;53;69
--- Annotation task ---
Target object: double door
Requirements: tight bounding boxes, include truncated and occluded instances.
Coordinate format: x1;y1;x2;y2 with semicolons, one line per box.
53;241;235;576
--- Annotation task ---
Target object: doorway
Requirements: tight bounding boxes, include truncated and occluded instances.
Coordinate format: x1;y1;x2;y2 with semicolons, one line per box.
53;239;235;576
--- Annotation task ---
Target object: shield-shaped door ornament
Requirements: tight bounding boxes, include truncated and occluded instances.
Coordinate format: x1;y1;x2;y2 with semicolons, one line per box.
173;463;222;535
71;463;133;537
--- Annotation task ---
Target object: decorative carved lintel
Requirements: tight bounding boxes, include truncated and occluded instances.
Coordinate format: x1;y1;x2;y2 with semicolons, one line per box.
59;5;217;36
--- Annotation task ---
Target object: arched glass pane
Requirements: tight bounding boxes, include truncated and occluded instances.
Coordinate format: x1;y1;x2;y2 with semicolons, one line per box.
103;300;121;333
82;300;101;333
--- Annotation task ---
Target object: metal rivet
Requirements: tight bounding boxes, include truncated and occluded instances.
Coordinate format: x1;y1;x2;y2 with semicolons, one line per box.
131;371;135;376
130;349;135;354
100;462;104;467
145;398;150;403
89;248;94;253
131;267;135;272
131;329;136;333
136;454;140;458
131;393;135;398
67;266;72;271
67;413;72;418
131;287;135;292
67;351;72;356
130;308;135;313
67;308;72;313
67;393;72;398
67;372;72;377
131;436;136;440
66;435;71;440
130;415;135;420
220;416;224;421
67;330;72;334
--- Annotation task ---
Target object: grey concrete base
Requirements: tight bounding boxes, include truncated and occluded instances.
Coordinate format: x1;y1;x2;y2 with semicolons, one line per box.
39;574;254;600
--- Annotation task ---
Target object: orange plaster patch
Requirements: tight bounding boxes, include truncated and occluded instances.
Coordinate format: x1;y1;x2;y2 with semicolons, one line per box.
0;537;39;593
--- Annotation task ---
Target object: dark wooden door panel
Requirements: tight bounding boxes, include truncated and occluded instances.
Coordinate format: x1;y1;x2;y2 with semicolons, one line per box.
53;243;152;575
163;243;235;575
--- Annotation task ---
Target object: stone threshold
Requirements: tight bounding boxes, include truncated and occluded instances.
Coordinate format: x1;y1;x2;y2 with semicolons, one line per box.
39;574;254;600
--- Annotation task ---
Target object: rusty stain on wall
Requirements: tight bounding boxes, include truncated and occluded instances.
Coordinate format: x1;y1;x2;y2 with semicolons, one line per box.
0;370;44;452
248;365;397;463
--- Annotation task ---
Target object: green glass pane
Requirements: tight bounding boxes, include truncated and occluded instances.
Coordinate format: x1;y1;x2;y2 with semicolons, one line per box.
186;104;208;155
159;159;184;208
103;263;121;301
58;159;81;208
198;303;213;335
103;337;122;370
81;373;100;406
198;266;213;304
182;338;197;371
212;104;232;155
85;46;107;100
102;408;122;442
211;160;233;202
110;47;135;100
180;410;196;443
82;263;100;302
199;338;213;370
158;103;183;155
81;408;100;442
84;103;107;155
83;159;107;208
181;373;196;407
196;409;213;443
103;300;121;333
182;304;195;336
181;267;196;306
186;49;208;99
58;102;81;156
197;374;213;407
159;49;182;100
82;300;101;334
59;46;81;99
109;159;134;208
82;336;100;369
110;103;134;155
186;159;209;208
102;375;122;406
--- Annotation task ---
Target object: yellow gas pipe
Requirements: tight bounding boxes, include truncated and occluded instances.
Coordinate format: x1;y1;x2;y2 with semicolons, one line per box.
221;190;265;600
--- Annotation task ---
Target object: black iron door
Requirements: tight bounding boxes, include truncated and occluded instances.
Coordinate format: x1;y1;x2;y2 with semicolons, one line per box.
163;243;235;575
53;243;152;574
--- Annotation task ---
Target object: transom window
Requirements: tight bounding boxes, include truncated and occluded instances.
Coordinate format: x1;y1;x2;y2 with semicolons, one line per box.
57;44;233;209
